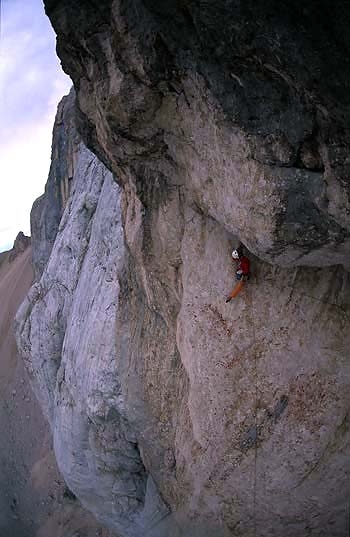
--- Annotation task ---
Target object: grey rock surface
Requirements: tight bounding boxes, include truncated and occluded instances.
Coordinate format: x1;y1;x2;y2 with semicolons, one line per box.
0;242;113;537
31;87;79;281
16;2;350;537
16;141;169;536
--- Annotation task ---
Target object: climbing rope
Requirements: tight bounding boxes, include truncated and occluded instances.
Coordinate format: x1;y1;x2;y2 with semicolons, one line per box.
247;277;258;537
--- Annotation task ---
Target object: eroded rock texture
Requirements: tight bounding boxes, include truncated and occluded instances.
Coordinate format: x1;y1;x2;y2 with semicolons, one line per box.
17;102;169;535
0;239;113;537
45;0;350;268
31;87;80;280
16;2;350;537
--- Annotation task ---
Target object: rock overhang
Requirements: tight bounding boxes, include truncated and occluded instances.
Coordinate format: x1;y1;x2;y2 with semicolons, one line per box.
44;0;350;269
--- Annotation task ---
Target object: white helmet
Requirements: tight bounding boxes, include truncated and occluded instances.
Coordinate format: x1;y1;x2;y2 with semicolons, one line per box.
231;249;239;259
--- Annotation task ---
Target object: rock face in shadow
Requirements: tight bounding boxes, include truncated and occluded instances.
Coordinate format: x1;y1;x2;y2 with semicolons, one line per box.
31;87;80;280
16;2;350;537
45;0;350;268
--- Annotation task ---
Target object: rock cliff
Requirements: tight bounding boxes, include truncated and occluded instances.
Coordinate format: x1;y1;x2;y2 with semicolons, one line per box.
0;237;113;537
16;2;350;537
31;88;80;281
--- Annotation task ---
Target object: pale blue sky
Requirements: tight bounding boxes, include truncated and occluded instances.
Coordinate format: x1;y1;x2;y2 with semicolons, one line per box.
0;0;72;252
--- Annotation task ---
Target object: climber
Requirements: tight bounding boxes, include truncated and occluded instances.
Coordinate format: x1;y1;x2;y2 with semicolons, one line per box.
225;247;250;302
231;248;250;281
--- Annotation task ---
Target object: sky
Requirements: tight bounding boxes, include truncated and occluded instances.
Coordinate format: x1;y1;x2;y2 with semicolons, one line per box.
0;0;72;252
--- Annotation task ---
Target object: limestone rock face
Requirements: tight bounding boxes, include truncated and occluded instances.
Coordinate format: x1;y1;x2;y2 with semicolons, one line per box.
16;2;350;537
0;240;113;537
16;140;169;536
31;87;79;280
45;0;350;268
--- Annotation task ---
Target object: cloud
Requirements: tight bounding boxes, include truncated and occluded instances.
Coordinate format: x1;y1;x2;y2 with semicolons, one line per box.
0;0;72;252
0;121;53;235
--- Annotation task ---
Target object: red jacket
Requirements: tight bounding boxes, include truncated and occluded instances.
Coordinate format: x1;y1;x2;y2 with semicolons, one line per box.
236;255;250;275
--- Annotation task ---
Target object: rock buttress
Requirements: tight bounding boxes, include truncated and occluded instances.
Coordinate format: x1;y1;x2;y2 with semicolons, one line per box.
45;0;350;267
31;87;80;280
17;139;170;535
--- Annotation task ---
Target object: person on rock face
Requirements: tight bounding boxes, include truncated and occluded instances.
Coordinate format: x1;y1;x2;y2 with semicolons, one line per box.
225;247;250;303
232;248;250;280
